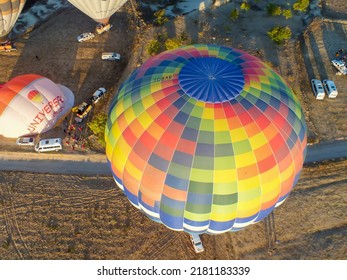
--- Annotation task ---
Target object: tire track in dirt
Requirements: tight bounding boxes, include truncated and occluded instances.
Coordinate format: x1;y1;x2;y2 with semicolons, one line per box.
53;175;116;208
143;231;181;259
0;184;32;259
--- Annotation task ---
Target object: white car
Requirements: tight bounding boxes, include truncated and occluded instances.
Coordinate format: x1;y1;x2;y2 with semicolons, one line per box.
96;23;113;35
101;52;121;61
90;87;107;104
311;79;325;100
16;137;35;146
322;79;338;98
77;32;95;42
190;234;204;253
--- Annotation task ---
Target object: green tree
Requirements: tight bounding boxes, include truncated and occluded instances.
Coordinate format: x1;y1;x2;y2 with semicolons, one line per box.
87;113;107;147
267;25;292;45
230;8;239;21
282;9;293;19
267;3;282;16
293;0;310;12
154;9;169;25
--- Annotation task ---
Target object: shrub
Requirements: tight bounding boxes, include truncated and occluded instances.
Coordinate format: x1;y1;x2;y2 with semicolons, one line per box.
293;0;310;12
240;2;251;12
179;31;189;42
230;8;239;21
267;25;292;45
267;3;282;16
147;39;162;55
165;32;190;50
87;113;107;147
282;9;293;19
165;38;182;50
154;9;169;25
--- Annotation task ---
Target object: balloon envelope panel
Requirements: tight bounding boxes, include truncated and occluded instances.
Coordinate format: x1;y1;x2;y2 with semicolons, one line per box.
68;0;128;24
0;74;74;138
0;0;26;38
105;44;307;234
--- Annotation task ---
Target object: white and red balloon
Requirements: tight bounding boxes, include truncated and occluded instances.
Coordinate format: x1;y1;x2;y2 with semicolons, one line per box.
0;74;74;138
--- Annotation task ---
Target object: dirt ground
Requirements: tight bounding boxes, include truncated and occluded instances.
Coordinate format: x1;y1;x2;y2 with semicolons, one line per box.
0;0;346;260
0;159;346;260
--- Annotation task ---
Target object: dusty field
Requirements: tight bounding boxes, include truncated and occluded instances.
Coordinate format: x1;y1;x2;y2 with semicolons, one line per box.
0;4;137;153
297;18;347;142
0;159;346;260
0;0;346;260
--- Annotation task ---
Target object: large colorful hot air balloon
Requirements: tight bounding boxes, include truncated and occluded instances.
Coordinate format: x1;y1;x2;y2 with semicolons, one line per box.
0;74;74;138
68;0;128;25
105;44;307;234
0;0;26;41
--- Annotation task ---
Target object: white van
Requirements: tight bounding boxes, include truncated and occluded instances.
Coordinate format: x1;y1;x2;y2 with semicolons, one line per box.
322;79;338;98
311;79;325;100
35;138;62;153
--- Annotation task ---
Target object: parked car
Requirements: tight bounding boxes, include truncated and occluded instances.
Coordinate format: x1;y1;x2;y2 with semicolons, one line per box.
16;136;35;146
311;79;325;100
190;234;204;253
96;23;113;34
0;42;16;52
331;59;347;75
101;52;120;61
322;79;338;98
35;138;62;153
77;32;95;42
90;87;107;104
75;102;93;122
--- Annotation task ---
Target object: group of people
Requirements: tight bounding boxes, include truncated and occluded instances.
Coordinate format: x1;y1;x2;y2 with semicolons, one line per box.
63;118;87;151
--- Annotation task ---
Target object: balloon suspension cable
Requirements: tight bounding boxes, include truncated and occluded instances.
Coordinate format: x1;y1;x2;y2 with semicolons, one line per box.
264;212;278;255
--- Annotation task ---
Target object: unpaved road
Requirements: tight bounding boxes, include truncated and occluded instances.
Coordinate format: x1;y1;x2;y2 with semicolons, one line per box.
0;140;346;175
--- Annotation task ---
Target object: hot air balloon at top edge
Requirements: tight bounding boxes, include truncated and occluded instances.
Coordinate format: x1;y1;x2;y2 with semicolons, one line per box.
68;0;128;34
105;44;307;235
0;74;74;138
0;0;26;42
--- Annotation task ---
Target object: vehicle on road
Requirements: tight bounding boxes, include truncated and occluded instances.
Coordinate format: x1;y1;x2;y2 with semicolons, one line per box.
311;79;325;100
90;87;107;104
75;102;93;123
16;137;35;146
190;234;204;253
96;23;113;34
77;32;95;42
322;79;338;98
101;52;120;61
35;138;62;152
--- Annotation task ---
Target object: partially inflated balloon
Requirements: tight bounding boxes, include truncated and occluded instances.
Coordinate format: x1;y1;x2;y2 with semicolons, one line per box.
68;0;128;24
0;74;74;138
0;0;26;40
105;44;307;234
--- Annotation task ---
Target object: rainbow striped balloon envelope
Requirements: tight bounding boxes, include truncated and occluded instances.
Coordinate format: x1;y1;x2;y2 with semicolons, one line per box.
105;44;307;234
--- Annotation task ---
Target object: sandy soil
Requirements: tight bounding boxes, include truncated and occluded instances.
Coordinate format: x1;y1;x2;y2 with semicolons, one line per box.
0;0;346;260
0;159;346;260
